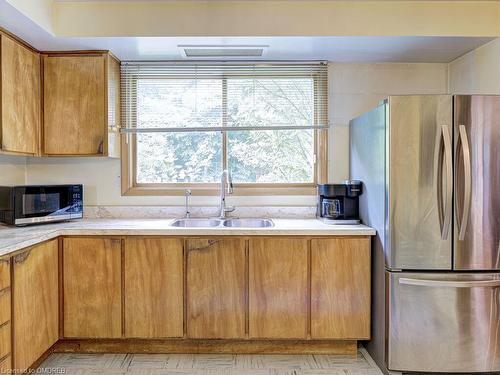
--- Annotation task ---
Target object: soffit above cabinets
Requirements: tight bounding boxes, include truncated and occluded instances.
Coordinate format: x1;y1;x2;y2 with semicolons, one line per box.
0;0;496;62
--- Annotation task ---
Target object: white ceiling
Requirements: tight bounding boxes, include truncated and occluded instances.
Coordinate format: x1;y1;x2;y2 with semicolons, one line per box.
0;0;494;62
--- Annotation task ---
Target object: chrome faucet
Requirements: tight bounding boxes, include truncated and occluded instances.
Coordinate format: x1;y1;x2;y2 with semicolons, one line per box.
219;170;235;218
184;189;192;218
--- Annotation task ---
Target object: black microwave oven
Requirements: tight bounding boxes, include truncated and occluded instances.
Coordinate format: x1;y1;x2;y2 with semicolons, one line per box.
0;185;83;226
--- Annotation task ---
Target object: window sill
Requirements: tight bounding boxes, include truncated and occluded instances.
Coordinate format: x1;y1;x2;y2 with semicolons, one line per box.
122;184;317;196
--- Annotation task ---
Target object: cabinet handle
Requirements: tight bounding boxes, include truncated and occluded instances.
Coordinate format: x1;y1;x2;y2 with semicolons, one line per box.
400;277;500;288
457;125;472;241
188;240;219;252
111;238;122;248
13;250;31;264
98;140;104;154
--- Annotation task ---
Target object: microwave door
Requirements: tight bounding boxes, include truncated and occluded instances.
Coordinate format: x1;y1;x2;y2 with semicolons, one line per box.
454;95;500;271
15;186;74;224
22;192;61;217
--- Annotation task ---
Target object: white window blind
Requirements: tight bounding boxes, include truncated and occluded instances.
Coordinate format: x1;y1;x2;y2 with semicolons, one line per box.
120;62;328;133
121;62;328;186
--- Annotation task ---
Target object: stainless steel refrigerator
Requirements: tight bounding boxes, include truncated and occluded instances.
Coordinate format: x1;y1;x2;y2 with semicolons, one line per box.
349;95;499;374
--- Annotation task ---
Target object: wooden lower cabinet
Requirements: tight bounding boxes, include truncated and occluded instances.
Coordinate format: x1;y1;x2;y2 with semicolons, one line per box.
186;239;246;339
311;238;371;339
124;238;184;338
63;237;122;338
248;238;309;339
0;234;371;363
12;240;59;372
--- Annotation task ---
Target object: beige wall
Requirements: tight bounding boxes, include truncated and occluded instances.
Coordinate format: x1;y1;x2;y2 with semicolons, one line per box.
329;62;448;182
25;62;449;206
4;1;500;38
0;156;26;185
449;38;500;95
52;1;500;38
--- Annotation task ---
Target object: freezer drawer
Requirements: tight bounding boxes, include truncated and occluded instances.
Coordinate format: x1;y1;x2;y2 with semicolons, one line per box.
388;271;500;373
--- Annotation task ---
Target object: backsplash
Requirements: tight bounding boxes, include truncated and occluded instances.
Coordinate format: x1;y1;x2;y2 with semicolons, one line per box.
84;206;317;219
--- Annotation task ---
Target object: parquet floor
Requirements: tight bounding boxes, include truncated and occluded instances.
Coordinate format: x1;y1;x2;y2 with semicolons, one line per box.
38;348;383;375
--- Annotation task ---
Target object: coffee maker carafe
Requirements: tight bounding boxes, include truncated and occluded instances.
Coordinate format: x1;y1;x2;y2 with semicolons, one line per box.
317;180;362;224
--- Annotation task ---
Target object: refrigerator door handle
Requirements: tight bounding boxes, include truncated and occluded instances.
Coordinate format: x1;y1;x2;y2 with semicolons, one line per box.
457;125;472;241
437;125;453;240
399;277;500;288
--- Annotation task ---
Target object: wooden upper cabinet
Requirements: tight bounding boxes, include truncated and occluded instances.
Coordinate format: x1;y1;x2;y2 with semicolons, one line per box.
124;238;184;338
42;53;120;157
63;237;122;338
0;34;40;155
311;237;371;339
12;239;59;372
106;56;121;157
186;239;246;339
248;238;309;339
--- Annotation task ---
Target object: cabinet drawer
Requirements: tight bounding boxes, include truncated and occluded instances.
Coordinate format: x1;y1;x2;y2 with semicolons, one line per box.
0;323;11;359
0;355;10;372
0;289;10;325
0;261;10;291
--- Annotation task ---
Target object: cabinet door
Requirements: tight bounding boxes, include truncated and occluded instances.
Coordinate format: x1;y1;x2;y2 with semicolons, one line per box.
249;238;308;339
13;240;58;372
63;237;122;338
124;238;183;338
106;55;120;158
186;239;246;339
1;35;40;155
43;54;105;155
311;238;370;339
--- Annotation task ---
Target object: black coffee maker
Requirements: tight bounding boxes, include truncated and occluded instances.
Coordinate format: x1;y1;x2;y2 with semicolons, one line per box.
317;180;362;224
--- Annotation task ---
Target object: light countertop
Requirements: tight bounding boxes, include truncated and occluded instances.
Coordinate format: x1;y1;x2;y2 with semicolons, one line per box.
0;218;375;258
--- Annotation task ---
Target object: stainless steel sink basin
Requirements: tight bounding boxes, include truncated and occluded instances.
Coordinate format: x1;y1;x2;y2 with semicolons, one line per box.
169;218;274;228
170;218;221;227
222;218;274;228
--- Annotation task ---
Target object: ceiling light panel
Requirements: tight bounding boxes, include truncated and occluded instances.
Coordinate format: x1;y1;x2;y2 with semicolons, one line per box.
179;45;268;58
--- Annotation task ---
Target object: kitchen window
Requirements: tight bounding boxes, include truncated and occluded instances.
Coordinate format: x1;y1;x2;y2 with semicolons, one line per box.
120;62;328;195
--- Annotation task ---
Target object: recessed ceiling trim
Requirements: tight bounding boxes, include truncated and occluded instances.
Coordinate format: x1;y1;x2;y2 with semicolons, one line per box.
178;45;269;59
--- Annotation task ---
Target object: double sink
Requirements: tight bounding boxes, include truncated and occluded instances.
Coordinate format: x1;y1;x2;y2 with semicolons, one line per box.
170;218;274;228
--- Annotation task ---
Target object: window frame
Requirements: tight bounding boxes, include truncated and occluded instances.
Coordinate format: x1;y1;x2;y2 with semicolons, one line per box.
121;70;328;196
